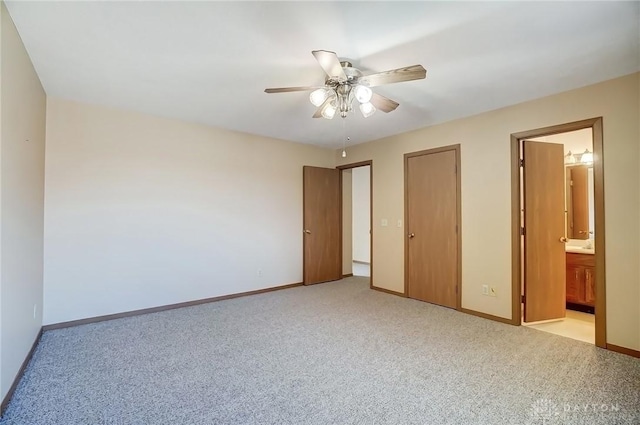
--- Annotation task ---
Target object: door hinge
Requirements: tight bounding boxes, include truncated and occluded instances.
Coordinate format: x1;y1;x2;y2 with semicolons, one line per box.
520;227;526;236
521;295;525;304
520;159;524;167
570;180;574;187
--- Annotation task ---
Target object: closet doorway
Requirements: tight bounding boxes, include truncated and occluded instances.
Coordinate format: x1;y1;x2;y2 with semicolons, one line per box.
339;161;373;286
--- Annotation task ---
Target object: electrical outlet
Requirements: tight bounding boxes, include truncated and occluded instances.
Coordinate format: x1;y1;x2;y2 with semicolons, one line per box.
33;304;37;319
257;269;263;277
489;287;497;297
482;285;489;296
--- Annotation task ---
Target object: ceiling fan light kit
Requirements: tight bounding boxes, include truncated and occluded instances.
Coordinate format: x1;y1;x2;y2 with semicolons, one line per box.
309;88;331;107
354;85;373;103
359;102;376;118
265;50;426;120
320;99;337;120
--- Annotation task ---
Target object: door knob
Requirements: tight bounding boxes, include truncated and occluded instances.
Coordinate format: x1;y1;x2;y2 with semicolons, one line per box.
559;236;568;243
304;229;311;234
408;233;415;239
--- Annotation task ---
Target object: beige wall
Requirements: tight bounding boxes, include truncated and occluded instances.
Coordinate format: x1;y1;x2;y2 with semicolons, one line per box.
336;73;640;351
43;97;334;325
342;169;352;276
0;1;46;400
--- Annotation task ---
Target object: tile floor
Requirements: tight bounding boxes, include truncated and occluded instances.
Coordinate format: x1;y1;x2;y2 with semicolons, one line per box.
524;309;595;344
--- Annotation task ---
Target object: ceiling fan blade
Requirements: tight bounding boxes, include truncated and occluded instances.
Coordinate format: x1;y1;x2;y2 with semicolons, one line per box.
264;86;317;94
312;50;347;80
362;65;426;87
370;93;399;113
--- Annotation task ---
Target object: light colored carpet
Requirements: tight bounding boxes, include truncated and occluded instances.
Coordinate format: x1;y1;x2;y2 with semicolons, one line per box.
2;277;639;424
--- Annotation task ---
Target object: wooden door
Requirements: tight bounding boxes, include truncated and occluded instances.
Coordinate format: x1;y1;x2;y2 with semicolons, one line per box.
523;141;566;322
303;166;341;285
406;149;458;308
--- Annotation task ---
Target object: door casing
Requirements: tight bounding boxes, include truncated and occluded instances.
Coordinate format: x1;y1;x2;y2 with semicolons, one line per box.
510;118;606;348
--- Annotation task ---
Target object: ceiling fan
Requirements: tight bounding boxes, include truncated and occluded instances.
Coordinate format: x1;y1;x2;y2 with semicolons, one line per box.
265;50;427;120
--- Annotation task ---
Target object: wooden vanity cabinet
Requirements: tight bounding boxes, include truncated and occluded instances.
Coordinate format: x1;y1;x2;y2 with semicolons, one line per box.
565;252;595;307
585;267;596;305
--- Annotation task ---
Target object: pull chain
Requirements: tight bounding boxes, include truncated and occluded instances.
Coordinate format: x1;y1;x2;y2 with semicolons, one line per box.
341;117;347;158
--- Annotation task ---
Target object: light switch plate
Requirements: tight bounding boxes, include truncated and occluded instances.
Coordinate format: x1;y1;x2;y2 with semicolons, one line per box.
381;219;388;227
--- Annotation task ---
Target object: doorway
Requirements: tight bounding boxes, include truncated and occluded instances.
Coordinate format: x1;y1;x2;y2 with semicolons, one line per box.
404;145;461;309
338;161;373;286
511;118;605;348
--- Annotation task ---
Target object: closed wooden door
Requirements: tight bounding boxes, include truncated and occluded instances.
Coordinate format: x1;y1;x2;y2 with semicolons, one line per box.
405;148;459;308
523;140;566;322
303;166;341;285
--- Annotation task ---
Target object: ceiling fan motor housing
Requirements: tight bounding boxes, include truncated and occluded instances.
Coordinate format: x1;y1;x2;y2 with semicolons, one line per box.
324;64;367;118
326;64;364;85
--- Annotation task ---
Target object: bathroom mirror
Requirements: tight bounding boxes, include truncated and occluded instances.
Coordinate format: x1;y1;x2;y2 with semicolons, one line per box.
566;164;594;240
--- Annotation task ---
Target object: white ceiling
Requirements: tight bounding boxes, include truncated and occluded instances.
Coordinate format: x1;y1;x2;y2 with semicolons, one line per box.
6;1;640;148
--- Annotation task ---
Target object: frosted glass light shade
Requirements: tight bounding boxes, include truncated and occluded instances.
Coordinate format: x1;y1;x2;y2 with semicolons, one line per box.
564;151;576;164
321;101;337;119
359;102;376;118
310;88;331;107
354;85;373;103
581;149;593;163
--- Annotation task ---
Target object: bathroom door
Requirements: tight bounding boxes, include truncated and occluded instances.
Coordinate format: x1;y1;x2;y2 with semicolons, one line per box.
523;141;566;322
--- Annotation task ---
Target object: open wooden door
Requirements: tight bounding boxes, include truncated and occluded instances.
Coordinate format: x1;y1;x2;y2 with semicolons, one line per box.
523;141;566;322
303;166;341;285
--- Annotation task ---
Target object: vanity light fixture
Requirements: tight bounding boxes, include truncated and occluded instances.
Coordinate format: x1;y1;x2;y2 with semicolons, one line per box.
564;151;576;164
581;149;593;164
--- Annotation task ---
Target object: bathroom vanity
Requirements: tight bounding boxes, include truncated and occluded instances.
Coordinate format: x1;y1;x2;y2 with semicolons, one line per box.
566;251;595;309
565;161;595;312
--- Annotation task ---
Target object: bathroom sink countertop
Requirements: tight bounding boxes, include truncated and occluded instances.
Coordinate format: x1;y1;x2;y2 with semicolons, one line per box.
565;246;595;254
